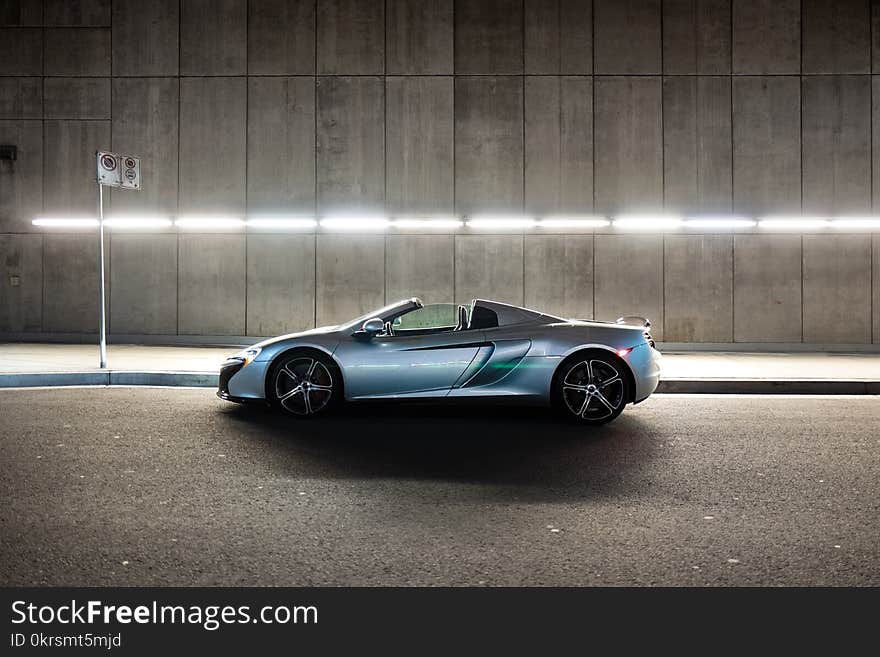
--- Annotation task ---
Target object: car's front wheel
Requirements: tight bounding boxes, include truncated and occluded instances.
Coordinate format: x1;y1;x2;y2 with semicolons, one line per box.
268;351;341;418
553;352;630;425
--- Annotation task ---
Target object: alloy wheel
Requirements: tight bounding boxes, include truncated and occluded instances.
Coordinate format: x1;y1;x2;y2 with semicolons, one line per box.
561;358;626;422
274;357;335;416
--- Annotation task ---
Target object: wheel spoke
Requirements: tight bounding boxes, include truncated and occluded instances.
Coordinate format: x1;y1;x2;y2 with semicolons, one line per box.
597;376;621;390
282;364;300;381
564;384;590;393
303;390;312;414
594;391;616;413
577;395;590;417
309;384;333;391
306;358;317;379
278;385;302;402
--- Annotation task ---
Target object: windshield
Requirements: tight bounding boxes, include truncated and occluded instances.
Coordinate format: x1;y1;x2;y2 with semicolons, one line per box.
341;299;422;329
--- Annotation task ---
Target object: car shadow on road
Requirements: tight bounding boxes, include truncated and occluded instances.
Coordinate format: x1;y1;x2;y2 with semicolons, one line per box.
219;401;664;500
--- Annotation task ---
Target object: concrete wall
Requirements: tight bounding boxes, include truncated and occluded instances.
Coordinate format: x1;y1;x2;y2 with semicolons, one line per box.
1;0;879;345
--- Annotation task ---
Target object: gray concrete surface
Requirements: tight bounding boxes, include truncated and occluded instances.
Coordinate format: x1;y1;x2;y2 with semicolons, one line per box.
594;235;664;341
802;75;871;214
1;388;877;586
3;1;880;346
663;75;732;213
316;76;385;212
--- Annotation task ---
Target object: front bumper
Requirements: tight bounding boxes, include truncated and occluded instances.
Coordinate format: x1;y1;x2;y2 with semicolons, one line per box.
218;359;245;401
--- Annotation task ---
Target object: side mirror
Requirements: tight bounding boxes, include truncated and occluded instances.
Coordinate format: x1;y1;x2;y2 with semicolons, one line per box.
357;317;385;336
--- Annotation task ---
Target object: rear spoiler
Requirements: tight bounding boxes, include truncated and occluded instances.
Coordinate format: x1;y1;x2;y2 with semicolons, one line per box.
615;316;651;329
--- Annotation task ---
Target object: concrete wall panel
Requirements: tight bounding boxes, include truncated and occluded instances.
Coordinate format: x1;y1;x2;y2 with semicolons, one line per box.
387;0;453;74
0;28;42;74
315;234;384;326
525;76;592;214
874;76;880;212
874;235;880;344
733;0;800;74
802;75;871;214
178;235;246;335
0;1;42;26
180;0;246;76
455;0;523;74
524;0;592;74
317;0;384;74
386;76;454;214
44;28;110;76
247;77;316;213
663;0;731;74
0;120;42;232
663;76;732;213
44;0;109;26
316;76;385;213
110;77;179;215
524;235;593;320
803;0;870;74
44;78;110;120
454;235;523;307
594;77;662;214
664;235;733;342
385;235;454;304
246;234;316;335
42;234;99;333
43;119;111;216
0;233;42;332
112;0;179;76
733;77;801;215
733;235;802;343
802;235;871;344
248;0;315;75
455;76;523;214
110;234;177;334
179;77;246;213
594;0;661;74
594;235;664;340
0;78;42;119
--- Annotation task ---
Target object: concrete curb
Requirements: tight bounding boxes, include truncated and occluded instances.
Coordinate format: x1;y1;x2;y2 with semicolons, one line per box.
656;379;880;395
0;371;219;389
0;372;878;394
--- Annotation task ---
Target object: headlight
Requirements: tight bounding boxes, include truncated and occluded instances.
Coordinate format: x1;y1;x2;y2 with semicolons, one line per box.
226;346;262;367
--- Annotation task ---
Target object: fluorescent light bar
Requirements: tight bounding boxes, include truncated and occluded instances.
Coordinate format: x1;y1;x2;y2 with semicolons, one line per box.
246;217;318;229
32;218;99;228
758;217;830;230
175;217;244;229
831;217;880;229
538;216;610;228
320;217;391;231
613;216;683;230
391;218;464;229
683;217;756;229
466;217;537;229
103;217;173;229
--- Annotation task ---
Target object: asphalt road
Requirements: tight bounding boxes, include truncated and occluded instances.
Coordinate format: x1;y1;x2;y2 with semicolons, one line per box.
0;388;878;586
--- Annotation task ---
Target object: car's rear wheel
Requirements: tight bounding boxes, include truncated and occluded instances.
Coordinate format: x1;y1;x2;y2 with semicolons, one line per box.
268;351;340;418
553;352;630;425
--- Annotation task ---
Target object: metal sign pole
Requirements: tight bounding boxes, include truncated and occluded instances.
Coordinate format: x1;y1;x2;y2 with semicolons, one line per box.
97;182;107;369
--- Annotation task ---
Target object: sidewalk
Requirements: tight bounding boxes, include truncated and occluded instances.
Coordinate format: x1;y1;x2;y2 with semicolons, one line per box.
0;343;879;394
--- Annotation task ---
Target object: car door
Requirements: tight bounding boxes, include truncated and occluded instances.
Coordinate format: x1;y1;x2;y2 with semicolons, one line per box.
336;327;486;399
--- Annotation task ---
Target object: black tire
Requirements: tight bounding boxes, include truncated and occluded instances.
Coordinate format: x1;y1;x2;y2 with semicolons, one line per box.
552;351;630;425
268;350;341;418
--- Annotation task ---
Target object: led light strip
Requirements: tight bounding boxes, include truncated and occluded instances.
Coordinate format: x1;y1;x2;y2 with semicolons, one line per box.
30;216;880;232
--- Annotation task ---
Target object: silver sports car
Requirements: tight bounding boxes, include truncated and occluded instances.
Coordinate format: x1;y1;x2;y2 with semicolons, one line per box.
218;298;661;425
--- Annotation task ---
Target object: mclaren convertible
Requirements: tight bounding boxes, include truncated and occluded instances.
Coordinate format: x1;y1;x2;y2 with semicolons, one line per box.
218;298;661;425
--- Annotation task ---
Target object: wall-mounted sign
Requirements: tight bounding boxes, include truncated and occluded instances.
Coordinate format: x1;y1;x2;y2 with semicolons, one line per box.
96;151;141;190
